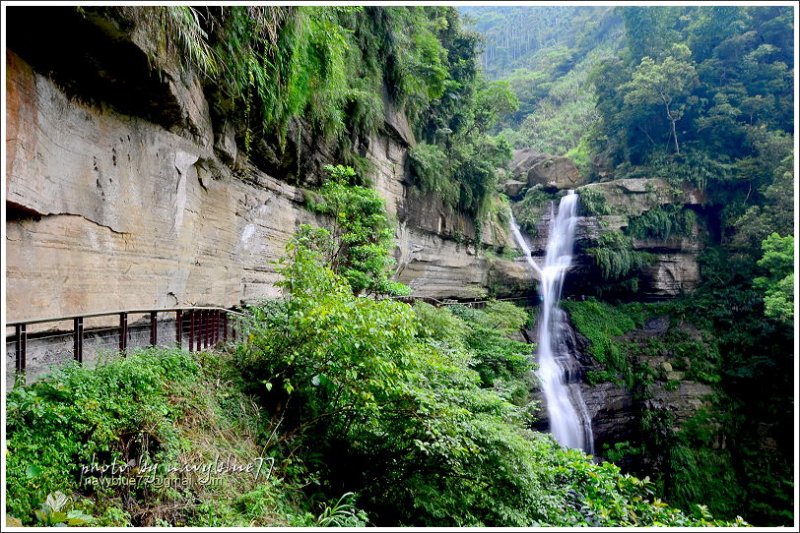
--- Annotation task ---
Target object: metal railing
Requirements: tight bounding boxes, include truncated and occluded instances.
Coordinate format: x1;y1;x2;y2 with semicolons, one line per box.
5;307;251;387
4;296;534;387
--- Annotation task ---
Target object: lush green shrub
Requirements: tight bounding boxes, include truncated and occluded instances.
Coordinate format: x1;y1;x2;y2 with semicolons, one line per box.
626;205;696;241
6;349;201;523
753;232;793;325
586;230;654;280
306;164;410;296
448;302;533;402
5;349;363;527
578;187;611;216
412;301;468;349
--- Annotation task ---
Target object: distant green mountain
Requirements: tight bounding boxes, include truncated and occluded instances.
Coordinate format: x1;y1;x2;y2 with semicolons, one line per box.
460;6;623;80
461;6;625;160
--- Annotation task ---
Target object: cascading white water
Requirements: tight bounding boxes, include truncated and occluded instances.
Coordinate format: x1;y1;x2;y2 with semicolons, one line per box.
511;191;594;454
509;219;542;276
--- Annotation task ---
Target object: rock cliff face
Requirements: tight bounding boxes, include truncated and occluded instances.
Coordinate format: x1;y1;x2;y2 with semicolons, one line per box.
5;28;530;323
519;178;706;299
528;313;715;467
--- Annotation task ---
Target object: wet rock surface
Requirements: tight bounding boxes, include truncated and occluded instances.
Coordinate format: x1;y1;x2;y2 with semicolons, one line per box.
528;312;714;468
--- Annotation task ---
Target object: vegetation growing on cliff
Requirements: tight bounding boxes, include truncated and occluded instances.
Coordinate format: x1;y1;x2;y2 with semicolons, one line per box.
564;282;793;524
626;205;697;241
585;231;654;282
104;6;515;221
510;185;555;236
305;164;409;296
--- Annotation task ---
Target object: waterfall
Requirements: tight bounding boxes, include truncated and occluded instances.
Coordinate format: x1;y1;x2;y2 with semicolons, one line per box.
511;191;594;454
509;219;542;276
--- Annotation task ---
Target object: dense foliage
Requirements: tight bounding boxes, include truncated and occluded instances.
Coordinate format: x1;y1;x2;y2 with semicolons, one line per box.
753;232;794;325
4;338;744;527
6;349;367;526
564;284;794;524
305;164;409;296
585;231;654;283
462;6;624;158
407;11;519;217
592;7;793;177
231;231;743;526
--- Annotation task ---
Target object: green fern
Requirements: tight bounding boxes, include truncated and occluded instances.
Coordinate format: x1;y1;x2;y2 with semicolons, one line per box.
117;6;218;76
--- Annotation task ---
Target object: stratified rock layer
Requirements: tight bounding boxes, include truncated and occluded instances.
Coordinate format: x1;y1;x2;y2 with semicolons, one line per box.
518;178;705;298
6;48;529;323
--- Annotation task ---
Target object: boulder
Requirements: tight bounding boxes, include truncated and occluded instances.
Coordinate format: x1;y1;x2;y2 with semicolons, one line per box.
528;156;585;190
503;180;527;198
512;148;548;177
511;149;586;190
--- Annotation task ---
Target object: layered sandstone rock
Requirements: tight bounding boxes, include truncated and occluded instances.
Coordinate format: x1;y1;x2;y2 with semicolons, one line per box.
578;178;703;217
5;47;529;324
517;178;706;298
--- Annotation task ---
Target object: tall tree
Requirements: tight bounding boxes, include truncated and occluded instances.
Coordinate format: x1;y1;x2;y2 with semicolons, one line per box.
621;6;680;62
621;44;698;154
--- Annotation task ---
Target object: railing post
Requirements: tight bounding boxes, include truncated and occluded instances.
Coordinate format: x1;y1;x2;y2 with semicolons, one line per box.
223;312;228;343
189;310;195;352
15;323;27;375
212;310;217;345
175;310;182;348
73;317;84;363
119;312;128;353
213;310;219;345
203;310;209;349
198;310;203;350
196;310;203;351
150;311;158;346
204;310;209;348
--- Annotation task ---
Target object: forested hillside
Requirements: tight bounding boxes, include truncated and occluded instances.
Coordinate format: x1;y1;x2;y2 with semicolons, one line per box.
462;6;624;160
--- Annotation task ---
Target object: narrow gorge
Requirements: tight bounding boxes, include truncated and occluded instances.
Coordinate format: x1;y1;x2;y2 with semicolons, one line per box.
3;4;795;529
